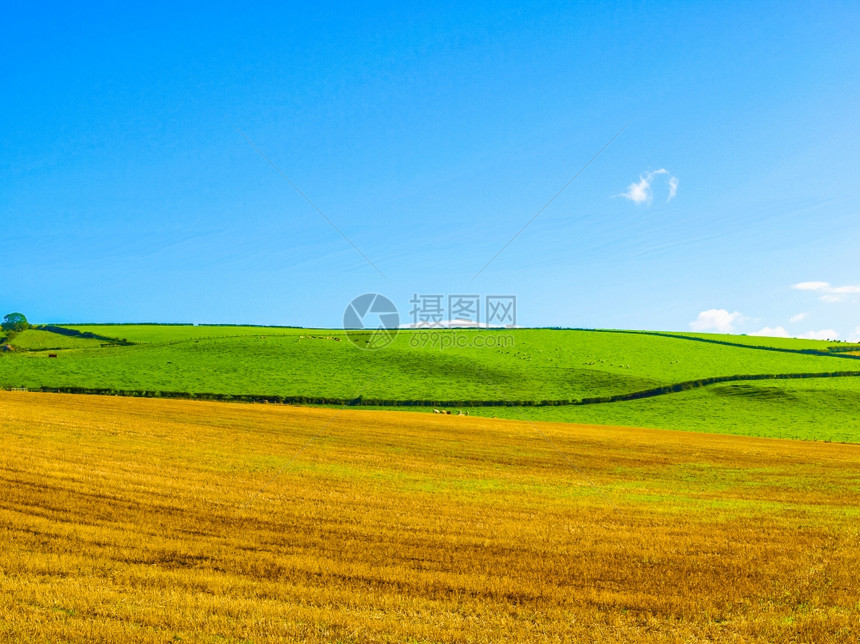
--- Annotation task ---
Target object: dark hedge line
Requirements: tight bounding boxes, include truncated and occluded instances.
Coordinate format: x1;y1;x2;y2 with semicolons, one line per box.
576;370;860;404
34;325;135;346
49;322;196;326
196;324;303;328
827;345;860;353
6;370;860;408
576;328;860;360
49;322;303;328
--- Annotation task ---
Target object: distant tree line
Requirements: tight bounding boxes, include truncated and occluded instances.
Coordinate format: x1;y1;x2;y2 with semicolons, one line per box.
2;313;29;334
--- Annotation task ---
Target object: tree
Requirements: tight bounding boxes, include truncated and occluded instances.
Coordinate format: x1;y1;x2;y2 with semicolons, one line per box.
2;313;29;333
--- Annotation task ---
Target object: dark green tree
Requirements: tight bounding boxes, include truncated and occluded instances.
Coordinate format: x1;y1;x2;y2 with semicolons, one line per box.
2;313;29;333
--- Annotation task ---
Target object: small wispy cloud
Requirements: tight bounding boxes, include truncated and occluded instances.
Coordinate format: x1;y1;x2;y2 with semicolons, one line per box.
690;309;743;333
399;320;516;329
792;281;860;302
750;326;790;338
617;168;678;205
667;176;679;201
793;281;830;291
751;325;841;341
789;312;808;323
798;329;840;341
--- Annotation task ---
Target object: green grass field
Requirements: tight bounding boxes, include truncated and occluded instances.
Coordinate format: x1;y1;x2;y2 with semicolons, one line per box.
61;323;303;344
665;331;851;350
2;324;860;442
2;329;106;351
458;376;860;442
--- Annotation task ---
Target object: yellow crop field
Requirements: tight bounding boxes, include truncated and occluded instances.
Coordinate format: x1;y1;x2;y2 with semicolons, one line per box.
1;391;858;642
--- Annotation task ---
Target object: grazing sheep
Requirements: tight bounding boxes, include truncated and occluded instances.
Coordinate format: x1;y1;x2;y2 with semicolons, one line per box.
433;409;441;414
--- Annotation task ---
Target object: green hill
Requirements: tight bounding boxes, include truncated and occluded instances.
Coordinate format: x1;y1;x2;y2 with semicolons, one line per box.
5;328;107;351
462;376;860;443
2;325;859;442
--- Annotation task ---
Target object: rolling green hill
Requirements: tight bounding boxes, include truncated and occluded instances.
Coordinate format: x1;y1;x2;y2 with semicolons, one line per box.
5;328;107;351
2;324;859;442
461;376;860;442
61;323;302;344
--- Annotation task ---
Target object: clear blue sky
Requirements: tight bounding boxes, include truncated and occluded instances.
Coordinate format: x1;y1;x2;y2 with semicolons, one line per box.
3;1;859;338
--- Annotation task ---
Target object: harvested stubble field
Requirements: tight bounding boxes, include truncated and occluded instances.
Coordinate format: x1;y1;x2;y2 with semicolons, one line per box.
0;391;858;642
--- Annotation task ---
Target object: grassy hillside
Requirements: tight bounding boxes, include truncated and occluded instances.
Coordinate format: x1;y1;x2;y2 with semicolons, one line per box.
674;331;850;350
461;376;860;443
1;326;856;400
1;392;858;642
2;324;859;441
5;328;106;351
62;323;303;344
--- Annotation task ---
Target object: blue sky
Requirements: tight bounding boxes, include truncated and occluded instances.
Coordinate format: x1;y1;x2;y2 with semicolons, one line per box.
3;1;859;338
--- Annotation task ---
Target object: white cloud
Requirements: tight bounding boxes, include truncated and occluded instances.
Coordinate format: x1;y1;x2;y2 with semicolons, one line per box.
792;281;860;302
400;320;514;329
798;329;840;341
789;312;808;323
667;176;679;201
750;326;790;338
690;309;743;333
746;324;849;341
617;168;678;205
619;170;664;204
793;281;830;291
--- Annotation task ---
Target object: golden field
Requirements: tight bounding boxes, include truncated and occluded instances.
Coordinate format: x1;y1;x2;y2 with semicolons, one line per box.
0;391;858;642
